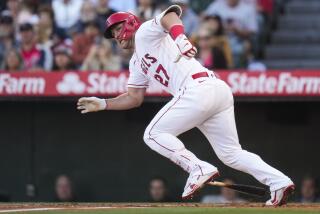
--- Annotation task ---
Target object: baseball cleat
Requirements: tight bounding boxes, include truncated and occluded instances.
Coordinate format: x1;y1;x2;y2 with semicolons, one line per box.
182;165;219;200
265;183;295;206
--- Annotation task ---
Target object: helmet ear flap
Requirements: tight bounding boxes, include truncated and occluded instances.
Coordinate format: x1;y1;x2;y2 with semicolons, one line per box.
119;14;140;40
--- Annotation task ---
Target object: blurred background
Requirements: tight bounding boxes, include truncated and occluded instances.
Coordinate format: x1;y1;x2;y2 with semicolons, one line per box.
0;0;319;204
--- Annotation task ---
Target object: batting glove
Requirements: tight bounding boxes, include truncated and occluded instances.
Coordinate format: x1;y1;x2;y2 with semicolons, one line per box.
77;97;107;114
175;34;197;60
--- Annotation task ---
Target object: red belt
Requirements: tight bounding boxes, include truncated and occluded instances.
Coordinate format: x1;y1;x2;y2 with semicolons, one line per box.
192;72;209;80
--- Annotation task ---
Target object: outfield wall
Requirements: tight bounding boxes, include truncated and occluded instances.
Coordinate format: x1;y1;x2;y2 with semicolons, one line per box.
1;70;320;98
0;100;319;202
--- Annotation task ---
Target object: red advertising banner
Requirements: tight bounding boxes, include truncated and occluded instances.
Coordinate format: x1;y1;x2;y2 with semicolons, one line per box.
0;71;320;97
219;71;320;96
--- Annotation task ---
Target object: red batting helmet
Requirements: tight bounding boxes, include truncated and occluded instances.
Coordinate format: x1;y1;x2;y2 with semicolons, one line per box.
104;12;141;40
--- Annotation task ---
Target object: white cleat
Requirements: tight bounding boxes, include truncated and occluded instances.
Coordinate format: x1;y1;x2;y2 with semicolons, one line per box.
265;183;295;206
182;165;219;200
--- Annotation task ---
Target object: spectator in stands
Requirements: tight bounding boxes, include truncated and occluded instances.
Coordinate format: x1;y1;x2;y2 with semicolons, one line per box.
18;23;48;71
196;26;227;70
2;49;24;71
52;44;75;71
75;0;98;33
52;0;83;39
37;6;57;46
16;1;39;26
201;178;246;203
170;0;199;37
6;0;22;23
149;176;174;202
135;0;160;22
204;0;258;68
298;175;320;203
240;0;270;58
72;21;101;67
256;0;274;58
203;15;233;68
95;0;116;31
108;0;137;13
23;0;43;15
54;174;76;202
257;0;273;22
81;39;121;71
36;6;57;71
0;12;18;67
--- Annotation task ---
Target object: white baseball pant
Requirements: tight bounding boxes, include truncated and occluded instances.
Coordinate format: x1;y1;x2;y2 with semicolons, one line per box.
143;77;292;191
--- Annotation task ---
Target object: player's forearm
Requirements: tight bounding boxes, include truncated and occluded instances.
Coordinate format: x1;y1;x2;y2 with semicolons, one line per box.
161;12;182;32
77;90;144;113
106;92;143;110
161;11;197;60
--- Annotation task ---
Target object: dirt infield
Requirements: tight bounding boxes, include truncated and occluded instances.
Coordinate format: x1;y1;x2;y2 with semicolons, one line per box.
0;203;319;211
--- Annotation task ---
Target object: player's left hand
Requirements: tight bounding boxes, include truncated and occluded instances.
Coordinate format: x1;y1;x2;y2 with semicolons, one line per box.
175;34;197;60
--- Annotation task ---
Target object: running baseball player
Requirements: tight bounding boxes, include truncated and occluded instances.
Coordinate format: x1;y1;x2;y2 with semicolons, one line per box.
77;5;294;206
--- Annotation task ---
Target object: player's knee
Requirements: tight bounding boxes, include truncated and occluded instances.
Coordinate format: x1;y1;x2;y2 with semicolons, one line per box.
143;127;155;145
143;123;160;141
143;131;162;152
143;126;163;149
143;130;150;145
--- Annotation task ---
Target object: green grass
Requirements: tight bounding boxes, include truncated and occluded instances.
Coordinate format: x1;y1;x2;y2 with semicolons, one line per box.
6;207;320;214
1;203;319;214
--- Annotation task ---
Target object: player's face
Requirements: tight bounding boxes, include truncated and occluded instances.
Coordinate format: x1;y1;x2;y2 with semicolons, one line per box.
111;23;133;50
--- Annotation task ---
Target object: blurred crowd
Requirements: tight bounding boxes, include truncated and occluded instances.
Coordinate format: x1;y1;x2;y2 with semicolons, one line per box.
52;174;320;203
0;0;275;72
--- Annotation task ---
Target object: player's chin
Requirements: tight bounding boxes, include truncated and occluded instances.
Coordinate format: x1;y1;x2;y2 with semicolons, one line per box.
120;40;132;49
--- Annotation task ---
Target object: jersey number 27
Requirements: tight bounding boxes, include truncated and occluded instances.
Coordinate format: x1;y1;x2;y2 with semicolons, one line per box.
154;64;169;87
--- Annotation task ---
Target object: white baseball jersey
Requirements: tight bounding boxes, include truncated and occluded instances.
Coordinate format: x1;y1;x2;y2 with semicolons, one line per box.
127;5;210;96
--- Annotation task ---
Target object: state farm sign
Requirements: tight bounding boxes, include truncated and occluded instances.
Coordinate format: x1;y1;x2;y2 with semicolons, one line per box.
0;73;45;94
0;71;165;96
227;72;320;95
0;70;320;97
227;72;320;94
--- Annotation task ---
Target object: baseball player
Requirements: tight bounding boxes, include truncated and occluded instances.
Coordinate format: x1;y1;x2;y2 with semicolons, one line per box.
77;5;294;206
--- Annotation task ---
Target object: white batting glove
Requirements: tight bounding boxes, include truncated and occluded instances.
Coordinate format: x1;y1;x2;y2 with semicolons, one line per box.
175;34;197;60
77;97;107;114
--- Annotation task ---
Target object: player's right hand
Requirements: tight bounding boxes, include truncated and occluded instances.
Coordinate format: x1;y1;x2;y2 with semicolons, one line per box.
77;97;107;114
175;34;197;60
